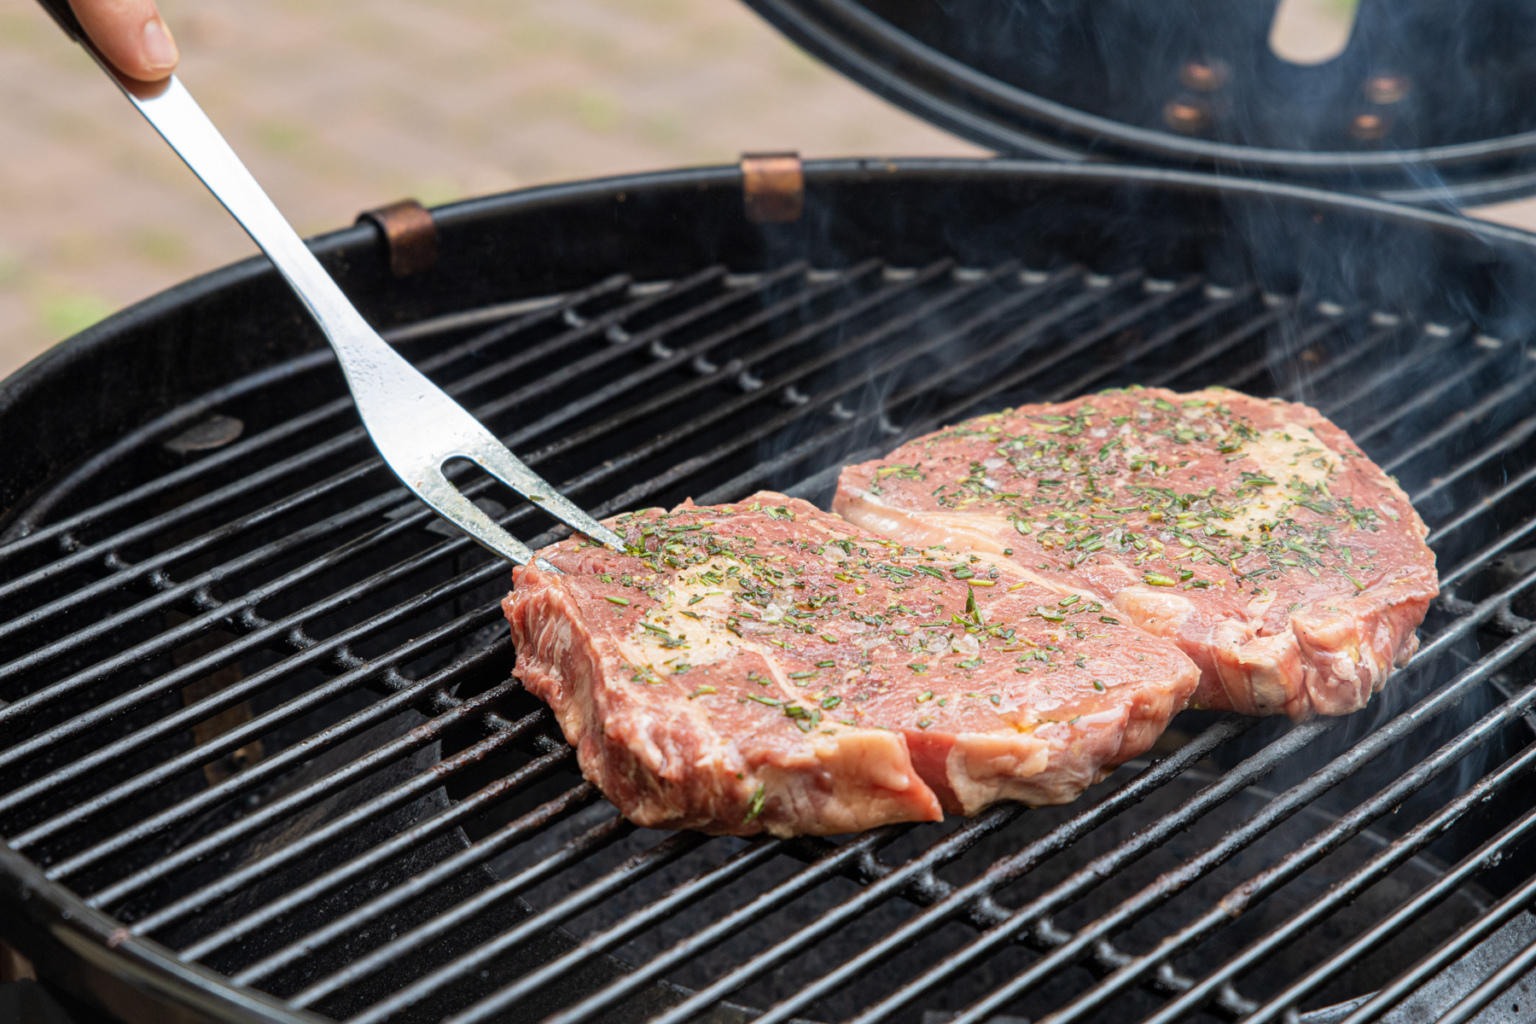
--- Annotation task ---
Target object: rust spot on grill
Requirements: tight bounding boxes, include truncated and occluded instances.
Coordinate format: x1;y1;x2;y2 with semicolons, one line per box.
741;152;804;224
358;198;440;278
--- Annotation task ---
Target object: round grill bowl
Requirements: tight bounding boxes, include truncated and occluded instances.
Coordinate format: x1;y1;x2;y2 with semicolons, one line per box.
5;161;1536;1024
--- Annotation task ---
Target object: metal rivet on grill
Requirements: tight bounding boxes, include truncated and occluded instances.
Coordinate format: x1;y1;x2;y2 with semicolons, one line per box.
737;369;763;392
779;385;809;406
1021;269;1051;285
163;415;244;454
1370;311;1402;327
692;354;718;375
1205;284;1234;299
1085;273;1113;289
1164;98;1211;133
878;413;901;435
883;266;918;281
1351;112;1390;140
605;324;631;344
831;401;856;421
1317;300;1345;317
649;339;675;359
953;267;987;282
356;198;439;278
1425;322;1453;337
563;308;588;328
1179;59;1230;92
1365;73;1410;105
1476;334;1504;349
740;152;804;224
807;268;842;283
1143;278;1176;293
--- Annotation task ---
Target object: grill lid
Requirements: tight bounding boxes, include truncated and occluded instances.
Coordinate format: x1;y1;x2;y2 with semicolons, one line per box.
744;0;1536;205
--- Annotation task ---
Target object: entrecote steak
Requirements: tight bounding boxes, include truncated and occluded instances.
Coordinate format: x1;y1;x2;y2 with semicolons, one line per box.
835;387;1437;720
504;493;1199;837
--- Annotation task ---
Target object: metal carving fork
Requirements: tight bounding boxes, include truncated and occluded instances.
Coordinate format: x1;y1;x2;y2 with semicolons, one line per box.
34;0;626;566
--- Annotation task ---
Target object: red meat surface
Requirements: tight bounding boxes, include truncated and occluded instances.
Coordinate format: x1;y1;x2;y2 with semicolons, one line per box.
835;387;1437;720
504;492;1199;836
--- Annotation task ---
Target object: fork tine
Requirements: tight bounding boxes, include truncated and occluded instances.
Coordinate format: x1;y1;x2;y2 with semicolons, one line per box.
407;465;544;567
468;442;629;552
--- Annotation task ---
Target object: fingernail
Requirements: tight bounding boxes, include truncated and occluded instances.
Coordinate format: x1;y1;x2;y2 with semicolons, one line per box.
141;17;179;71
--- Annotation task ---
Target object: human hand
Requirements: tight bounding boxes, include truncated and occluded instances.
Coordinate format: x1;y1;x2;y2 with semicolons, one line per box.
66;0;179;82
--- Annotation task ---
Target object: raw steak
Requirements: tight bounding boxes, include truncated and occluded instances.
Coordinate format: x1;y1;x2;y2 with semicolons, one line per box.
504;492;1199;837
835;387;1438;720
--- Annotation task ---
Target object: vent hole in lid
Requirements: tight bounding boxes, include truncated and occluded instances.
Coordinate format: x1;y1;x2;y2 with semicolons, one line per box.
1268;0;1361;66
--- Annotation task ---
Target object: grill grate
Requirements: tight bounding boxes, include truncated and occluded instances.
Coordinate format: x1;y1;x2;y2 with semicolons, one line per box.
4;242;1536;1024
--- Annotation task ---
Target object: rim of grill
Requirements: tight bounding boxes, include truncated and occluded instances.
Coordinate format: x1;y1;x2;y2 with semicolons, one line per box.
3;161;1536;1024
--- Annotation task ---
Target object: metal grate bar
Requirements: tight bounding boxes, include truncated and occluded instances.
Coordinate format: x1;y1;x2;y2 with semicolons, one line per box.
172;746;575;958
523;814;1021;1024
484;259;887;451
1312;323;1467;421
438;837;784;1024
1213;306;1359;392
229;782;603;986
1383;369;1536;476
839;573;1536;1024
0;263;719;638
1351;351;1524;449
1409;411;1536;507
700;276;1240;505
44;647;522;886
513;259;957;467
1432;927;1536;1024
72;676;530;903
1142;764;1536;1024
133;742;574;942
0;260;891;748
348;828;896;1024
0;264;754;677
2;584;509;841
1276;317;1411;402
604;265;1136;513
1038;655;1536;1023
1299;857;1536;1023
899;615;1536;1024
0;267;964;841
1141;301;1289;388
731;718;1250;1024
298;830;710;1016
0;274;628;559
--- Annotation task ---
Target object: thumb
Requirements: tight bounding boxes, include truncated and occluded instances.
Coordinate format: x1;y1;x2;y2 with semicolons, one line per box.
68;0;179;82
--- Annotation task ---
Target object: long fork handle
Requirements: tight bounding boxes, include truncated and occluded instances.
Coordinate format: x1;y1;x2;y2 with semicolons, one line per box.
33;0;628;564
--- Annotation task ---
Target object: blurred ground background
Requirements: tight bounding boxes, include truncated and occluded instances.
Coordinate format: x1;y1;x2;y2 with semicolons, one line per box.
1;0;1534;380
0;0;981;378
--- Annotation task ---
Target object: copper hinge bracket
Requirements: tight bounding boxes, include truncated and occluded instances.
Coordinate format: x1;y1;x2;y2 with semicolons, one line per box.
357;198;440;277
741;152;804;224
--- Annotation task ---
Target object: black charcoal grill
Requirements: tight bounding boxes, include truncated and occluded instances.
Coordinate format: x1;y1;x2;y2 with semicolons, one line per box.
6;159;1536;1024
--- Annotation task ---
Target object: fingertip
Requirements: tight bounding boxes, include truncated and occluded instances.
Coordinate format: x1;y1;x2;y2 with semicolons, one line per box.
139;16;178;76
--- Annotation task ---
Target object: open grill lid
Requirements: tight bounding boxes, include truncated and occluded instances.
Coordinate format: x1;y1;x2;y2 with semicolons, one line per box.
744;0;1536;206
